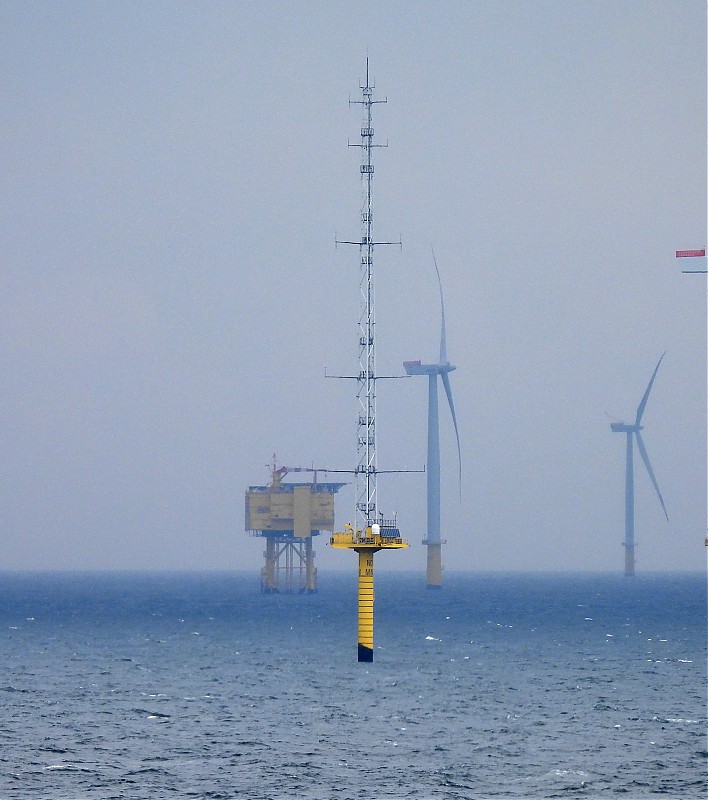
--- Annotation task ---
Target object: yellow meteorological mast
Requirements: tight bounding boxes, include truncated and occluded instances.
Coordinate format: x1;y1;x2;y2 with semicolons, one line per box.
330;61;408;663
330;522;407;662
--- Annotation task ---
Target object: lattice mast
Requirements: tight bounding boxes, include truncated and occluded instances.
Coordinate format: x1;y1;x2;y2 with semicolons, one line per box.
339;59;397;533
332;63;408;663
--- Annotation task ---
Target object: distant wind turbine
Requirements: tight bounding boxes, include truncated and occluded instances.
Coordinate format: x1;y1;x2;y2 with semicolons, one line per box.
404;250;461;589
610;353;669;577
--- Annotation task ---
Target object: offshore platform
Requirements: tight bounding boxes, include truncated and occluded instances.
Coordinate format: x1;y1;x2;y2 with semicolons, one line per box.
245;458;345;593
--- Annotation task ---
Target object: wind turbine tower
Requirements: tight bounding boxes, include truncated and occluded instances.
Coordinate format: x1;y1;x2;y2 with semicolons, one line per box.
404;251;461;589
610;353;669;576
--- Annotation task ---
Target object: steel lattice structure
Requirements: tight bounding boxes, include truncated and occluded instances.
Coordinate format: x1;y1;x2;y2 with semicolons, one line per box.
338;60;398;533
331;63;408;663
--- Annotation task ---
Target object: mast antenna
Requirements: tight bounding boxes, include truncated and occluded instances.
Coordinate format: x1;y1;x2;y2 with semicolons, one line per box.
330;64;409;663
336;60;400;533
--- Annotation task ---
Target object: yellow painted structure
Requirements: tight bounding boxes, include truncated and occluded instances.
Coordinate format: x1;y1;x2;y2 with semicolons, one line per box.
246;471;338;535
330;523;408;661
246;465;345;593
357;551;374;657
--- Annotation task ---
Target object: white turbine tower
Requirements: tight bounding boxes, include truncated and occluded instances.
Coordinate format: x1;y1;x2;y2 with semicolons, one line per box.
404;251;461;589
610;353;669;576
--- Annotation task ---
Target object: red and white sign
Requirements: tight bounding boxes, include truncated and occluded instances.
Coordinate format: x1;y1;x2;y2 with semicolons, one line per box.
676;249;706;258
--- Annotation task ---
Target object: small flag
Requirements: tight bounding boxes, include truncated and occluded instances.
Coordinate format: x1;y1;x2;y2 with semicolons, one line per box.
676;249;705;258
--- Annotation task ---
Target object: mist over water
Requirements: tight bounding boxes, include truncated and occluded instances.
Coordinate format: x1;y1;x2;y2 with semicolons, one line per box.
1;571;705;798
0;3;704;574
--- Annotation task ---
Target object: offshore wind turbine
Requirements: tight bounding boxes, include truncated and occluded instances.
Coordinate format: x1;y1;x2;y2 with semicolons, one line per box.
610;353;669;577
404;251;461;589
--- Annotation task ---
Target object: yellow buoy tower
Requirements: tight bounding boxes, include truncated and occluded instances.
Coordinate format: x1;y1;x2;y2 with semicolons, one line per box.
330;61;408;662
331;521;407;661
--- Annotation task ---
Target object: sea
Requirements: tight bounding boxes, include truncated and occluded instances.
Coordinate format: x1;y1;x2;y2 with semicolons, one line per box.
0;571;705;799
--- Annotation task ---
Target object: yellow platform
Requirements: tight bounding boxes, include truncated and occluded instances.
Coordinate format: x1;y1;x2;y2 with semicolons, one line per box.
330;523;408;662
330;523;408;551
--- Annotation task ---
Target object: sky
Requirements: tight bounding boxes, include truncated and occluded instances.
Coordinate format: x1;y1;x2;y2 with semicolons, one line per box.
0;1;705;573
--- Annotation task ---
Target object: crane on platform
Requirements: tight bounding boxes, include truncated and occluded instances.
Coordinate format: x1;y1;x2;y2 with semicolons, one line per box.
245;455;345;593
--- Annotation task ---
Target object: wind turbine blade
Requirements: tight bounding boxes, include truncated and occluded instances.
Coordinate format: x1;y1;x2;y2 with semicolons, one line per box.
432;246;447;363
635;430;669;521
635;352;666;426
440;372;462;499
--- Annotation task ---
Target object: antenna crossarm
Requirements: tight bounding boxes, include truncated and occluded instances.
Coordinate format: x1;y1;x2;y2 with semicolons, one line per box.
320;466;424;475
375;468;425;474
336;239;402;247
325;374;410;380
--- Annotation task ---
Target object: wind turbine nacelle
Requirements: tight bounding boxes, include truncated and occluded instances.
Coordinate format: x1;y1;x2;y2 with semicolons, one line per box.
610;422;642;433
404;359;455;376
404;360;433;375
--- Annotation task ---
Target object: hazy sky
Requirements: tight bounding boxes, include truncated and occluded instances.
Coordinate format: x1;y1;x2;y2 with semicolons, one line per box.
0;1;705;573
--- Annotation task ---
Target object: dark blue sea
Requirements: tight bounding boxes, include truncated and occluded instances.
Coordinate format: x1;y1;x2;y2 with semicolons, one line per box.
0;571;705;799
